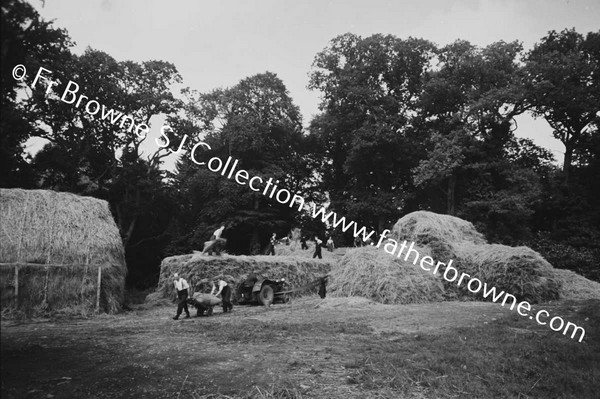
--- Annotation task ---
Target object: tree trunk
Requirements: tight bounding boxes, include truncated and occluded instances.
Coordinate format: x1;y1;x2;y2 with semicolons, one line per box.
563;142;573;184
447;174;456;215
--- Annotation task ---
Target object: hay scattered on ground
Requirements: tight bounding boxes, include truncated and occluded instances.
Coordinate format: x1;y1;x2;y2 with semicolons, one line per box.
328;246;445;304
150;253;332;301
552;269;600;300
392;211;562;303
0;189;126;316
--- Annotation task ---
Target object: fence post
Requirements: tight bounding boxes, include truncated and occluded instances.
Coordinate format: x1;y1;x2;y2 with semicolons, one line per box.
14;265;19;307
96;266;102;313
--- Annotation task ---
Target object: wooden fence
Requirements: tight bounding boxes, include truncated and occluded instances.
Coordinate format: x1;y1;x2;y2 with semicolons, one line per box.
0;262;103;313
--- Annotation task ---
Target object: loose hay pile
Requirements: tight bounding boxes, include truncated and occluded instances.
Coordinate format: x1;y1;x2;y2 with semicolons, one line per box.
328;246;445;304
392;211;561;303
0;189;127;316
150;253;332;301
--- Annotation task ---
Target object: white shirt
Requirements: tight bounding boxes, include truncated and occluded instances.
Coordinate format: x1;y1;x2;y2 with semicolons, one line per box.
174;278;189;291
213;226;225;239
211;280;228;296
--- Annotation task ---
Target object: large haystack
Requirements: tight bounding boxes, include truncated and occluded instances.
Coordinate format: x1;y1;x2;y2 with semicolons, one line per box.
391;211;561;303
152;253;332;301
328;246;445;304
0;189;126;315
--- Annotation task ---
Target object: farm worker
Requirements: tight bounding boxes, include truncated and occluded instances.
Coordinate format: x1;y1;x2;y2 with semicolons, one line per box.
313;236;323;259
267;233;277;255
172;273;191;320
211;279;233;313
318;276;328;299
327;237;334;252
301;236;308;250
211;225;225;240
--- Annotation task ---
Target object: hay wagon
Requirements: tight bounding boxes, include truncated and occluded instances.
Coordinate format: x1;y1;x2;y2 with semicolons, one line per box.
235;278;291;306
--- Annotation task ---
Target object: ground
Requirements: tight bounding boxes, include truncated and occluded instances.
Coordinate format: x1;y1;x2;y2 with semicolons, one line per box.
1;296;599;399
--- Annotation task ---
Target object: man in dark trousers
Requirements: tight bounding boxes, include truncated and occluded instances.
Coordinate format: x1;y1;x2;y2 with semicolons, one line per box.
267;233;277;255
173;273;191;320
212;279;233;313
301;236;308;250
313;236;324;259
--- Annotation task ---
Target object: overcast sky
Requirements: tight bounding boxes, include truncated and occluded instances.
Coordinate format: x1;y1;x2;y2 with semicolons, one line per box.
30;0;600;168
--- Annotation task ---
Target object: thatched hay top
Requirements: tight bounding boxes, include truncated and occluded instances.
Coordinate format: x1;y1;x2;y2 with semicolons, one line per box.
392;211;486;249
0;188;125;269
328;246;445;305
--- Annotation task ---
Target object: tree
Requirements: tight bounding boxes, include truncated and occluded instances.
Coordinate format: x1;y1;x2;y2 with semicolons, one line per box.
525;29;600;182
168;72;318;254
0;0;72;187
308;33;436;236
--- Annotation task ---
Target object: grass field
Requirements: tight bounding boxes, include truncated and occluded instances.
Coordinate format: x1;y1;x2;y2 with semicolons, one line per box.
1;295;598;398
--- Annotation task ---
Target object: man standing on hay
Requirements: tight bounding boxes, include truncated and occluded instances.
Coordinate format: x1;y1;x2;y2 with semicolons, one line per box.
267;232;277;255
313;236;324;259
173;273;191;320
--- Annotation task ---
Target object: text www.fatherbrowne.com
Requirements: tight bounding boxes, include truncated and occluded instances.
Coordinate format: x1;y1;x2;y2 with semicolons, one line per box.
16;64;586;343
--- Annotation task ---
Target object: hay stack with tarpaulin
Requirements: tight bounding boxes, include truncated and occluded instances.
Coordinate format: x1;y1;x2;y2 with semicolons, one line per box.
150;253;332;301
328;246;445;304
391;211;561;303
0;189;126;316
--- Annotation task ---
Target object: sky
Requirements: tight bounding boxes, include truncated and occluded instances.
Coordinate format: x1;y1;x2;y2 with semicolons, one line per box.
29;0;600;168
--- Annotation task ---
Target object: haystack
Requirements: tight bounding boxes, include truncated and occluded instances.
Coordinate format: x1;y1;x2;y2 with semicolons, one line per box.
552;269;600;300
391;211;561;303
0;189;126;315
328;246;445;304
151;253;332;301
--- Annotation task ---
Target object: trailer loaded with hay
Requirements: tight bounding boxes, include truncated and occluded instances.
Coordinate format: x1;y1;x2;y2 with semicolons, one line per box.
147;253;332;304
0;189;127;316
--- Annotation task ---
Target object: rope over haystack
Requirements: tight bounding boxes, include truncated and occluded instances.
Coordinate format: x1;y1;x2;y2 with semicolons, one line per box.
0;188;127;315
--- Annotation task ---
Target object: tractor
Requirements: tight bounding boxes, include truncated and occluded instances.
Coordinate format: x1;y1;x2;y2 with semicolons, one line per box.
235;277;290;306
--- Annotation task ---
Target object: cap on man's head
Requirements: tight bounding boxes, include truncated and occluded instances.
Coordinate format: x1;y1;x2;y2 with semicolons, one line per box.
173;273;179;279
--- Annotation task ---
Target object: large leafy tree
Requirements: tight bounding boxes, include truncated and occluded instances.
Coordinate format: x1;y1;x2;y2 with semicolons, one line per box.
525;29;600;183
168;72;319;254
0;0;72;187
413;40;554;241
308;33;436;236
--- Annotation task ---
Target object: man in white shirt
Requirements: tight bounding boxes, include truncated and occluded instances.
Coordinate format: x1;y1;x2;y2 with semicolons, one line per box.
211;225;225;240
173;273;191;320
211;279;233;313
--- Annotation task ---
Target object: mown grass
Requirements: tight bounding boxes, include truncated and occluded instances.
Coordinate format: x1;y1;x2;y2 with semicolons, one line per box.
345;300;600;398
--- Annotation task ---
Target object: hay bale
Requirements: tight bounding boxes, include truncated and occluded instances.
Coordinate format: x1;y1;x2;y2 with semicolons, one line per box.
152;253;332;300
328;246;445;304
0;189;126;315
391;211;561;303
552;269;600;300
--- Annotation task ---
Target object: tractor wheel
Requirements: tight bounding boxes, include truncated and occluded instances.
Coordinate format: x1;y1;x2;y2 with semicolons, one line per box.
258;285;274;306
